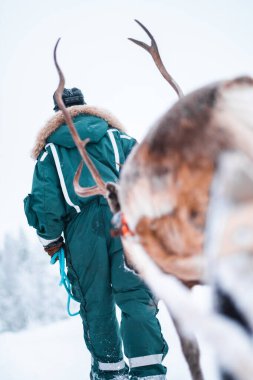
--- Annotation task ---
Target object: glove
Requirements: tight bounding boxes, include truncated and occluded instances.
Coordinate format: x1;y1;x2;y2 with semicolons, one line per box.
44;236;64;257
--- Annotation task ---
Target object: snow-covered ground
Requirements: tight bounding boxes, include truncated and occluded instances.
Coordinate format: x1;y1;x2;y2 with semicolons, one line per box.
0;288;219;380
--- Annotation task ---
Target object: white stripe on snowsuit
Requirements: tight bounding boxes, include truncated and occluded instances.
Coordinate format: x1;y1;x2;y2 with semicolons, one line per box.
40;151;48;161
45;143;81;213
132;375;166;380
98;359;126;371
129;353;163;368
120;135;132;140
107;129;120;172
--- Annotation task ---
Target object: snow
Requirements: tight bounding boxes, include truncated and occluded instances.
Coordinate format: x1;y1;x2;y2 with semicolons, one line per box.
0;318;87;380
0;294;219;380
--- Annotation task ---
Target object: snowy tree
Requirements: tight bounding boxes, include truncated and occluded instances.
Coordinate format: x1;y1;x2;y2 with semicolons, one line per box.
0;230;69;333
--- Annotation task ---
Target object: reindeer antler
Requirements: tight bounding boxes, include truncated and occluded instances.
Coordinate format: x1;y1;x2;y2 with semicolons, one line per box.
129;20;183;99
53;38;107;197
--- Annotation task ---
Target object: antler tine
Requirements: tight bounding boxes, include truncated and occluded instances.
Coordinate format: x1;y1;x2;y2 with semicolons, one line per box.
74;161;103;197
128;19;184;99
128;19;159;53
53;39;107;197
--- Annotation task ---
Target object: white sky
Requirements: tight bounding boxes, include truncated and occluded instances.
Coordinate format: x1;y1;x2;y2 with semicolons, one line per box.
0;0;253;248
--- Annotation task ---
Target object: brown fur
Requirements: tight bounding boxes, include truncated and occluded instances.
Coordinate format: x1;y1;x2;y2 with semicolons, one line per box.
139;84;232;168
123;159;214;281
118;81;233;380
119;72;253;380
32;105;126;159
120;80;238;282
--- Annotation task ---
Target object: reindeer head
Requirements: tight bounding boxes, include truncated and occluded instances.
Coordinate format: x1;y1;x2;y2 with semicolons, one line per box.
118;22;253;282
119;76;253;282
53;25;253;284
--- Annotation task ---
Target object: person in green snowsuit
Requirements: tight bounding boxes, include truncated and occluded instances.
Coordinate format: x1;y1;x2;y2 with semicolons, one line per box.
24;88;168;380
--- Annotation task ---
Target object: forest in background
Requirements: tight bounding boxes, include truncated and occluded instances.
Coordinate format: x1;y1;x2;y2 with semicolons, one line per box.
0;231;67;333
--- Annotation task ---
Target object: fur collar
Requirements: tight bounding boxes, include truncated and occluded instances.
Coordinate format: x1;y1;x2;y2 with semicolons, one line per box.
32;105;126;159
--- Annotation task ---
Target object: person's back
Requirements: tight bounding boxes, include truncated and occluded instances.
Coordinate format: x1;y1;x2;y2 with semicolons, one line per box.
24;88;168;380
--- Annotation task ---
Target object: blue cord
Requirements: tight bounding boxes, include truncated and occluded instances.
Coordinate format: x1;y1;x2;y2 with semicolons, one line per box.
50;247;80;317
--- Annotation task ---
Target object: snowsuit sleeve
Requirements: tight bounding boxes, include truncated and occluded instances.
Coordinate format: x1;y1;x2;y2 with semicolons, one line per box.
119;133;138;160
24;149;66;245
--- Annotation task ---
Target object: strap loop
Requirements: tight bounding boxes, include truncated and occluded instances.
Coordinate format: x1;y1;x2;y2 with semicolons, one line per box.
50;248;80;317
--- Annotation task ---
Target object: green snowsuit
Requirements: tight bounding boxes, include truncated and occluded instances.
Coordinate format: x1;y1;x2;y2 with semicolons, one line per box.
24;105;168;380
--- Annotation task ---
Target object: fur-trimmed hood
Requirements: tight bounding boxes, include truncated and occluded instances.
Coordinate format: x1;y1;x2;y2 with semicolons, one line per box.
32;105;126;159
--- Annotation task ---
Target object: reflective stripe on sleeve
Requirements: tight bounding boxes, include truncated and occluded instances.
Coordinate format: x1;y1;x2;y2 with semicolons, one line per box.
129;354;163;368
40;151;48;161
120;135;132;140
107;130;120;172
45;143;81;213
38;235;61;246
98;359;126;371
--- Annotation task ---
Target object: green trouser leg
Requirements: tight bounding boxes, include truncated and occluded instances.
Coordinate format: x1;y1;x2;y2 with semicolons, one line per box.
111;248;168;379
65;199;127;379
64;198;168;379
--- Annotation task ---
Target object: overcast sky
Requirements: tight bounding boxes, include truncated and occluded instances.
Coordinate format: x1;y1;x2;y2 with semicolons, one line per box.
0;0;253;248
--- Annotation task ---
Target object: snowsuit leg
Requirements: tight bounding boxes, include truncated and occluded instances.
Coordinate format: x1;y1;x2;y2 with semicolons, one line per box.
111;248;168;379
65;199;127;379
64;198;168;379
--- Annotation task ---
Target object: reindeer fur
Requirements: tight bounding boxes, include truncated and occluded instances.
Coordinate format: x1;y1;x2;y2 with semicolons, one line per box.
119;76;253;284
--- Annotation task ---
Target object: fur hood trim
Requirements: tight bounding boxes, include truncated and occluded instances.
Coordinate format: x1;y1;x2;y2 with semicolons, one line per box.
31;105;126;159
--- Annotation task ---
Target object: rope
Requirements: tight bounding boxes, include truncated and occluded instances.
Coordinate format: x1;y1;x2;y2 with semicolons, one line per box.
50;247;80;317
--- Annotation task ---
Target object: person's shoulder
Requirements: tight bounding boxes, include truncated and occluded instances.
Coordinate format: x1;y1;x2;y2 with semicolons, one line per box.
118;131;136;142
35;145;55;165
108;128;137;143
